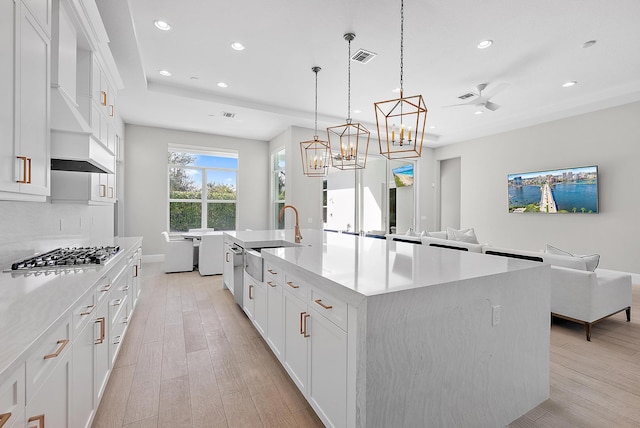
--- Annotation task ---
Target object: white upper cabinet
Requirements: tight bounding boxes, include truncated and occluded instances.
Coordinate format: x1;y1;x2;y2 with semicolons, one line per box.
0;0;51;201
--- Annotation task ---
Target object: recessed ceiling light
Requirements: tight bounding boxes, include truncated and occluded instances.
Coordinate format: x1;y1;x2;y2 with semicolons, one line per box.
230;42;245;51
217;82;228;88
474;110;483;115
392;87;401;93
582;40;597;49
429;125;436;129
159;70;171;76
562;81;577;88
154;20;171;31
477;40;493;49
353;109;362;114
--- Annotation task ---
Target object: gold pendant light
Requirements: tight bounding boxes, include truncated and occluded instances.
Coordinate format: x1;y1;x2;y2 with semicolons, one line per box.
374;0;427;159
328;33;370;170
300;67;331;177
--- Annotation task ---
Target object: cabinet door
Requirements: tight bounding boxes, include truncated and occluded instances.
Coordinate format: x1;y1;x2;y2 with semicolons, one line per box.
0;0;18;194
26;349;71;428
266;280;284;361
253;281;268;337
94;301;110;402
0;364;25;428
72;320;96;428
307;309;348;428
243;272;255;320
16;2;50;196
223;242;234;294
282;292;308;392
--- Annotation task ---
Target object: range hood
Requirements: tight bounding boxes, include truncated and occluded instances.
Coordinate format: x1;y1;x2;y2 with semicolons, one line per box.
51;129;115;174
50;87;115;174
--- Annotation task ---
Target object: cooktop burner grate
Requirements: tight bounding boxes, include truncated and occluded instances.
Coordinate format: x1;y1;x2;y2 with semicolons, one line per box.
11;246;120;270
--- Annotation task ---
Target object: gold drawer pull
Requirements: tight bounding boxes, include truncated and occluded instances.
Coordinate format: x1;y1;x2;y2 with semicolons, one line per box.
248;284;254;300
299;311;305;334
267;269;278;275
109;104;115;117
0;413;12;427
16;156;32;184
44;339;69;359
27;414;44;428
286;281;299;289
99;283;112;292
109;186;114;198
314;299;333;310
99;184;106;197
303;313;310;338
80;304;96;316
120;285;130;292
95;317;105;344
267;281;276;287
101;90;107;106
112;298;123;306
113;335;122;345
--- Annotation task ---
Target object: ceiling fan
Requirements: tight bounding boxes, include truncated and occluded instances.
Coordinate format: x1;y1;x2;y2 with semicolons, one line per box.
444;82;508;111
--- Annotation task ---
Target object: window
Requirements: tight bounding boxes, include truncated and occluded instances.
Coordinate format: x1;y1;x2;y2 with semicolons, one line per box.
168;149;238;232
272;149;285;229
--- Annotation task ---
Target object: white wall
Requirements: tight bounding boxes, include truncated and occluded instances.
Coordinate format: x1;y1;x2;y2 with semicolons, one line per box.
433;101;640;273
269;126;324;230
439;157;461;230
124;124;270;256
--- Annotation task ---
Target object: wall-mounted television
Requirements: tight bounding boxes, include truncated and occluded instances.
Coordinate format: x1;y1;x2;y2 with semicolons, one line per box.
392;164;414;187
508;165;598;213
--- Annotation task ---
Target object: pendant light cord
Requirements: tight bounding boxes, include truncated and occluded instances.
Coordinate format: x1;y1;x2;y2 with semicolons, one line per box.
313;66;320;137
400;0;404;96
347;37;352;123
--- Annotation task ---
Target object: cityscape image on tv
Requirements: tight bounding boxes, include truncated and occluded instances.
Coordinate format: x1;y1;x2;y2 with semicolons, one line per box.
508;166;598;214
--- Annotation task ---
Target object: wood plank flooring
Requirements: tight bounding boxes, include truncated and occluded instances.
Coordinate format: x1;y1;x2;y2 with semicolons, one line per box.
93;262;640;427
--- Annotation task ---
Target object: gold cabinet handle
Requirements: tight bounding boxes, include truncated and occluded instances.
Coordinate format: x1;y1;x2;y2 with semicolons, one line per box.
99;184;106;197
111;298;123;306
267;269;278;275
286;281;299;289
16;156;32;184
248;284;253;300
109;186;114;198
27;414;44;428
267;281;276;287
135;264;139;277
99;283;112;292
95;317;105;344
109;104;114;117
314;299;333;310
226;252;230;262
44;339;69;359
303;313;310;338
0;413;12;428
120;285;130;292
101;90;107;106
80;304;96;316
122;316;129;325
299;311;305;334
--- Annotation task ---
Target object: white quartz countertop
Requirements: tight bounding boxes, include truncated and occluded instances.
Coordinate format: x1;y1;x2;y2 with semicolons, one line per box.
0;236;142;379
230;229;546;304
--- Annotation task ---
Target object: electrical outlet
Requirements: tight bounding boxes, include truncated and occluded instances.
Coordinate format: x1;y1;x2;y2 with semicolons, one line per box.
492;305;501;326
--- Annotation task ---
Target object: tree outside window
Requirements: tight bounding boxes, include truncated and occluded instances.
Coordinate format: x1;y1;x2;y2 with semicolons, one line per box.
168;150;237;232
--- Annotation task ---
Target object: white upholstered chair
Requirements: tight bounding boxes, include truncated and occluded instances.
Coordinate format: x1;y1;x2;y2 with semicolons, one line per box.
161;231;194;273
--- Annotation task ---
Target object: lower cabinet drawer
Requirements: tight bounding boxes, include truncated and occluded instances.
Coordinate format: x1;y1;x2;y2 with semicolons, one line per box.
25;315;72;402
309;288;348;331
0;363;25;428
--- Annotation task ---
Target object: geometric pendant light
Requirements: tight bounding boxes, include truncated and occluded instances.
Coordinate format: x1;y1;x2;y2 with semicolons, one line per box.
328;33;370;170
300;66;331;177
374;0;427;159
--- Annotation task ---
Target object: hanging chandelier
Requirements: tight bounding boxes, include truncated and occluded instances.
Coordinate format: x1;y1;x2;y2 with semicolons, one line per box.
374;0;427;159
328;33;370;170
300;66;331;177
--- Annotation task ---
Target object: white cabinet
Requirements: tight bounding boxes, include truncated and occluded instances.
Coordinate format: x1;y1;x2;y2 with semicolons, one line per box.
0;0;50;202
50;170;116;204
282;289;309;391
72;316;97;428
265;266;284;361
243;271;268;336
0;364;25;428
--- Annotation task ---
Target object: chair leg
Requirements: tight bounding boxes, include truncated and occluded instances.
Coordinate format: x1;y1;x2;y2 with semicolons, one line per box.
585;323;592;341
626;307;631;322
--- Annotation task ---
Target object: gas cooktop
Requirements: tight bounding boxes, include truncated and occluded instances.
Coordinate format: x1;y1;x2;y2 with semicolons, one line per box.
10;246;120;271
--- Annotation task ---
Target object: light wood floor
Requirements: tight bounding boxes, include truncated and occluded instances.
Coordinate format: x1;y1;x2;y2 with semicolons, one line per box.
93;262;640;428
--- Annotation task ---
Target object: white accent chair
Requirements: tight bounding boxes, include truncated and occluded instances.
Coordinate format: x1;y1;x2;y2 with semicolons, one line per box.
161;231;194;273
482;246;632;340
198;232;224;276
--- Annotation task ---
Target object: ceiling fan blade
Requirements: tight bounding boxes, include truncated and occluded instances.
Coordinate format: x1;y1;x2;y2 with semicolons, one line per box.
442;102;473;108
484;101;501;111
483;82;509;99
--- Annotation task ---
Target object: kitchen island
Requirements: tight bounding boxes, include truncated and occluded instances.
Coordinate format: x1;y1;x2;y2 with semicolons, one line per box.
225;229;551;428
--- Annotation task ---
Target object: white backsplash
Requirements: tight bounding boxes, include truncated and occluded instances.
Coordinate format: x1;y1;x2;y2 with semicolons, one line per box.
0;200;114;269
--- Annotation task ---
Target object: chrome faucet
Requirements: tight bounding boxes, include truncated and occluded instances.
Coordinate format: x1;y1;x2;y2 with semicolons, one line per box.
279;205;302;243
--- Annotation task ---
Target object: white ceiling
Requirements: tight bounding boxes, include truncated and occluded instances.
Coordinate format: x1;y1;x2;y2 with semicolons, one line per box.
97;0;640;147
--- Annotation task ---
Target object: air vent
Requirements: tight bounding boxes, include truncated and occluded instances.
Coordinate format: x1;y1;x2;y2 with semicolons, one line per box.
458;92;476;100
351;49;377;64
221;111;236;118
